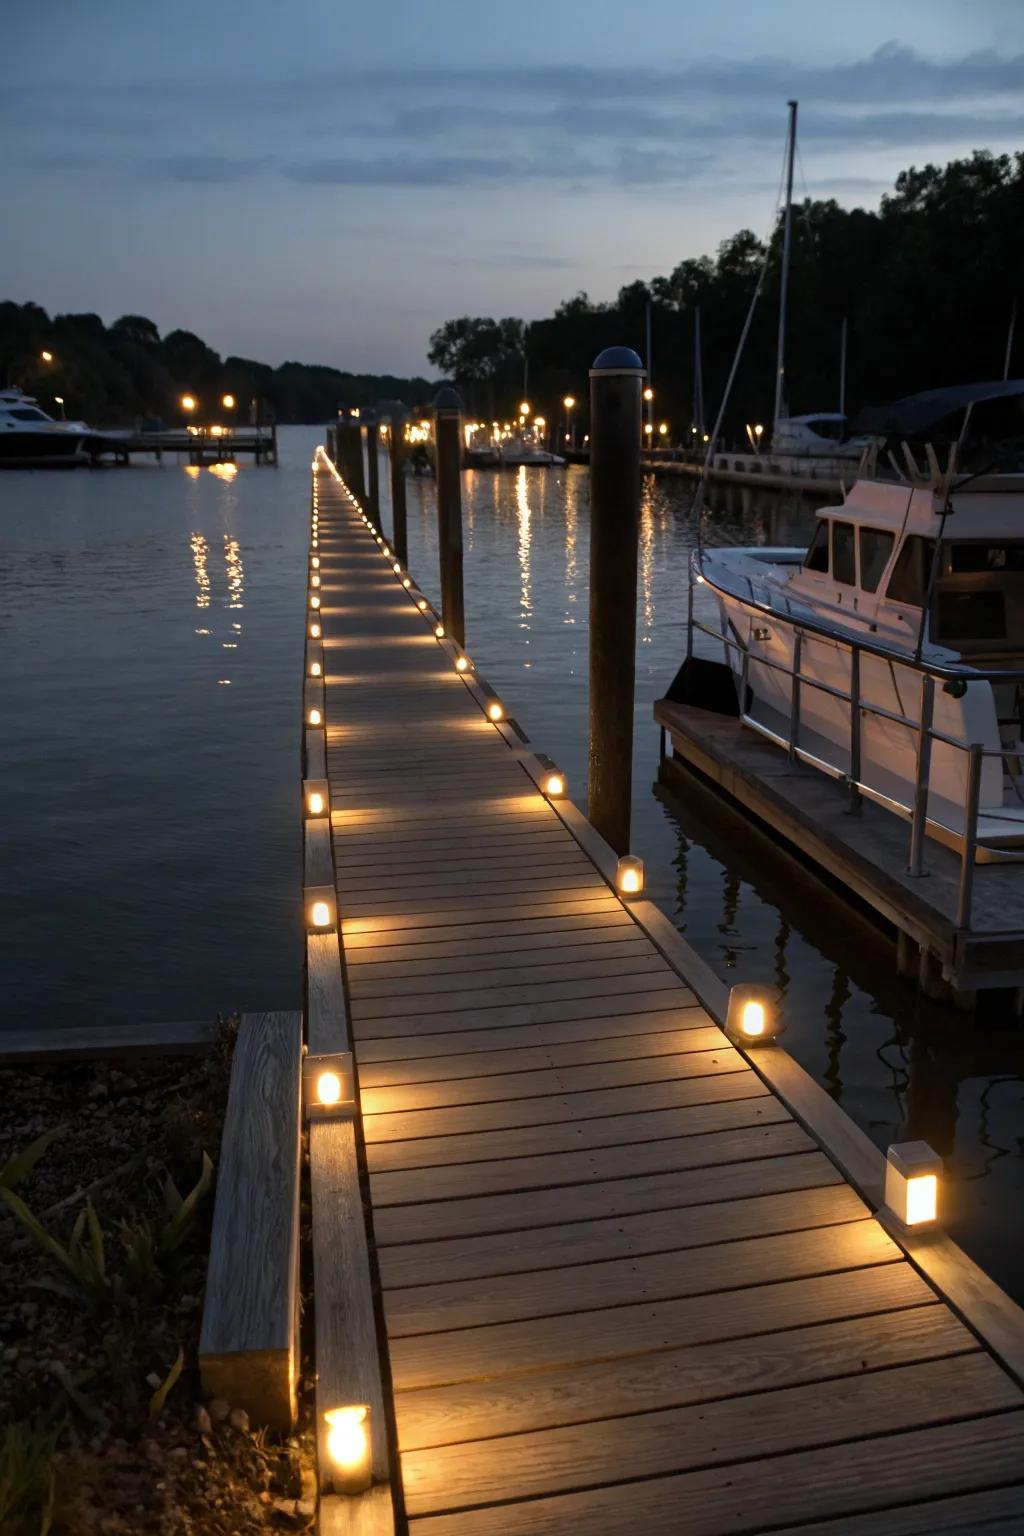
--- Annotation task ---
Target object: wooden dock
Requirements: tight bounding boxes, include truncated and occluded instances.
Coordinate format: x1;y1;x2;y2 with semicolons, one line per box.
654;699;1024;999
307;450;1024;1533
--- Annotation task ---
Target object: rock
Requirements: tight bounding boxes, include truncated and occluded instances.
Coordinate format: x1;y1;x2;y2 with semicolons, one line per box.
296;1499;316;1520
300;1467;317;1501
145;1372;162;1390
195;1406;213;1437
208;1397;230;1422
168;1447;188;1461
272;1498;297;1519
227;1407;249;1433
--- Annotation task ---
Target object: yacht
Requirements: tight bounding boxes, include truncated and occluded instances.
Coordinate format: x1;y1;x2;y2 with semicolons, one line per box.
771;412;876;461
0;388;120;466
696;380;1024;858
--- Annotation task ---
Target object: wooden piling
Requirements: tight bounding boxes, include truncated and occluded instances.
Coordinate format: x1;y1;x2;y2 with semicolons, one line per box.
366;410;381;525
338;417;367;504
588;345;644;854
388;406;409;563
434;387;466;647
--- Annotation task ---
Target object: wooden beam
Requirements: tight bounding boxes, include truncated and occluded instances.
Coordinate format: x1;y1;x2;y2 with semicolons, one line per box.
199;1011;302;1430
0;1017;217;1062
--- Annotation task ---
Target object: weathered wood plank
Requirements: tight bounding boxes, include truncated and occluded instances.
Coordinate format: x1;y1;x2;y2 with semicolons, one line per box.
406;1416;1024;1534
378;1179;860;1289
199;1011;302;1431
393;1303;971;1451
365;1075;775;1171
352;994;699;1042
310;1119;390;1484
359;1042;742;1117
401;1354;1014;1516
775;1484;1024;1534
348;935;652;979
389;1260;934;1390
307;931;350;1056
355;1008;710;1065
351;969;690;1021
372;1149;837;1246
362;1068;778;1145
384;1217;895;1336
342;910;635;952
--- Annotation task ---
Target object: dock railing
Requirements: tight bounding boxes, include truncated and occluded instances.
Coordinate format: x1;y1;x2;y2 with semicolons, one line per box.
691;564;1024;936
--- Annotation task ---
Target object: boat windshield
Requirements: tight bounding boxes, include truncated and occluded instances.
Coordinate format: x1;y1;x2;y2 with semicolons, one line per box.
932;542;1024;655
5;407;52;423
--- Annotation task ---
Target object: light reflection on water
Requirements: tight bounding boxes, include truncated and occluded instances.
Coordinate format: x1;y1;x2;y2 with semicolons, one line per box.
2;438;1023;1301
384;457;1024;1302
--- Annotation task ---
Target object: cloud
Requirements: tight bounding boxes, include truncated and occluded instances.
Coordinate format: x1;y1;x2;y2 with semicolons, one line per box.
146;154;272;182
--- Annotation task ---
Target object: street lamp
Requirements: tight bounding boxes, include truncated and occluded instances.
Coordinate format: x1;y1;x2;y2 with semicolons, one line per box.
222;393;236;410
54;395;66;420
643;385;654;445
563;395;576;449
181;394;197;414
40;350;54;364
519;401;531;417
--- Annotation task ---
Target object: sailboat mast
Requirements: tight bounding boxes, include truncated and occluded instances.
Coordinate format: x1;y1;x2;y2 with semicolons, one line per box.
693;305;705;437
839;314;848;417
1004;298;1018;381
772;99;798;435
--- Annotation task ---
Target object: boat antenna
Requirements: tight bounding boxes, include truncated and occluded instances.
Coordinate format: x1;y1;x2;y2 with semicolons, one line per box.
772;100;798;435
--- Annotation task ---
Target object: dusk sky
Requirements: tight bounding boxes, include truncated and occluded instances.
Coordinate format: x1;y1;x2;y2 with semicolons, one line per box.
5;0;1023;376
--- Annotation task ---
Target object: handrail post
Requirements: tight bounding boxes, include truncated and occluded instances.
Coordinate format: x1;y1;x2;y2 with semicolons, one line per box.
907;673;935;876
956;743;984;930
847;646;862;814
788;631;802;763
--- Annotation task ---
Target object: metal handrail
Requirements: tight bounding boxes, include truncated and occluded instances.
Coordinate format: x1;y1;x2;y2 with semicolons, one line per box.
697;556;1024;686
690;590;1021;936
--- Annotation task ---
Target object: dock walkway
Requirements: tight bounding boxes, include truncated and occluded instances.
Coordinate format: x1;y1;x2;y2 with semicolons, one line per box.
312;453;1024;1534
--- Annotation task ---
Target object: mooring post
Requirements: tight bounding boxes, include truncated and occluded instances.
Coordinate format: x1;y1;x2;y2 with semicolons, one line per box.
338;413;367;508
588;346;644;854
433;386;465;647
389;406;409;563
365;409;381;525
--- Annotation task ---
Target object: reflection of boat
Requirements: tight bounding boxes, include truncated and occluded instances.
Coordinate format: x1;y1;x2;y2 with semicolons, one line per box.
498;441;565;468
697;381;1024;859
0;388;124;467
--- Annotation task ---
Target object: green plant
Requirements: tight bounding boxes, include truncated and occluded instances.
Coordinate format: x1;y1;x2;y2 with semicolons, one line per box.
1;1138;214;1312
0;1128;65;1193
147;1348;184;1420
0;1421;60;1536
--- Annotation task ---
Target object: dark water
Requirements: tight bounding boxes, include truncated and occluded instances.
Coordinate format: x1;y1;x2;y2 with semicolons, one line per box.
2;435;1022;1300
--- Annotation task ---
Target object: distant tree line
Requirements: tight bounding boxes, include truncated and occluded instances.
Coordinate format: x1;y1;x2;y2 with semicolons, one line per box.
428;150;1024;442
0;304;436;426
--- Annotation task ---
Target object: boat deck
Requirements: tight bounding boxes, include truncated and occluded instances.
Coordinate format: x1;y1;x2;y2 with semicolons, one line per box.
312;456;1024;1532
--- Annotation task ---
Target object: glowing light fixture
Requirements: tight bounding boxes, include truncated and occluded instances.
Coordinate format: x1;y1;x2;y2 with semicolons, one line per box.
222;393;236;409
402;577;412;589
307;706;322;727
543;769;565;798
519;401;531;416
885;1141;941;1228
310;574;321;588
302;1050;354;1122
434;623;445;639
724;984;781;1045
311;556;320;569
309;622;321;639
487;700;504;723
308;660;322;678
615;855;644;897
305;886;337;931
180;394;196;413
309;593;321;610
41;349;54;363
303;778;329;818
643;387;654;402
455;655;470;673
323;1404;371;1493
417;598;428;611
393;561;401;574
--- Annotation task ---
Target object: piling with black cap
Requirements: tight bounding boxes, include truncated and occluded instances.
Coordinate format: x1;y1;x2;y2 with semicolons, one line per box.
588;345;644;854
388;405;409;563
337;413;367;506
434;386;465;647
365;409;381;524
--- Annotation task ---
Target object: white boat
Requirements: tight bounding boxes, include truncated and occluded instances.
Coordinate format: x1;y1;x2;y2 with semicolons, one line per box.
771;412;876;461
698;382;1024;859
0;388;120;467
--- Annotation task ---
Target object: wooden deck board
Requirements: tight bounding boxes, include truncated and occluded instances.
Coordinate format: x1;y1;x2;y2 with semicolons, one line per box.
310;463;1024;1536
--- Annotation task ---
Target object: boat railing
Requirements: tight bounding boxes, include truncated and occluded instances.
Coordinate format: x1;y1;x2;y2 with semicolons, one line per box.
692;569;1024;939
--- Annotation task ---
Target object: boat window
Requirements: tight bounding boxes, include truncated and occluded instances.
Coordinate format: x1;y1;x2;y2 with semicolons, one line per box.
803;521;829;572
807;418;843;442
886;535;935;606
948;543;1024;573
936;590;1006;642
8;408;51;422
859;528;894;593
831;521;856;585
